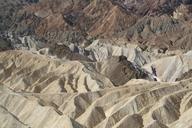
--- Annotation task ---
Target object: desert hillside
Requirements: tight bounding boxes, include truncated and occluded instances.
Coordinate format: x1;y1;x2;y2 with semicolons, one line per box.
0;0;192;128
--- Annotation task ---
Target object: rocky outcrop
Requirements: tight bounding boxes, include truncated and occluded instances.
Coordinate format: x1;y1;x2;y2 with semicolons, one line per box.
176;69;192;81
93;55;154;85
1;0;192;51
85;39;153;65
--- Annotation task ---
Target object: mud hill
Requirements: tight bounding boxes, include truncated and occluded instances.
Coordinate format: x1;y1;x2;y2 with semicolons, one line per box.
1;0;192;128
0;50;191;128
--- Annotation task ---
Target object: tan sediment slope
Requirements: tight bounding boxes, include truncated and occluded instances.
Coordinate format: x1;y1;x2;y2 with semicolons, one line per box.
143;51;192;82
1;77;192;128
0;50;154;92
1;0;192;127
0;50;192;128
0;50;114;93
